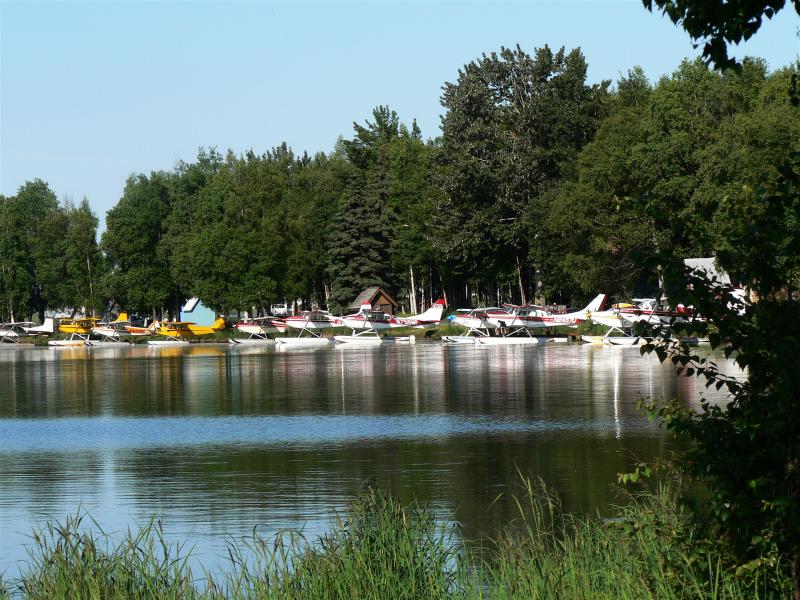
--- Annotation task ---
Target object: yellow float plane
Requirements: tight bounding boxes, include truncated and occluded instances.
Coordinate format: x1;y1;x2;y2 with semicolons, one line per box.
57;317;101;336
148;317;226;345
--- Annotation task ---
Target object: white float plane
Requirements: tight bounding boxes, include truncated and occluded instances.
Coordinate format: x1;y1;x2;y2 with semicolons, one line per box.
484;294;608;330
443;295;607;345
0;322;36;344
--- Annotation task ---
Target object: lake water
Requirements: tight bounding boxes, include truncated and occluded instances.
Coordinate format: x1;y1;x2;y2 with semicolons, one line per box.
0;342;734;578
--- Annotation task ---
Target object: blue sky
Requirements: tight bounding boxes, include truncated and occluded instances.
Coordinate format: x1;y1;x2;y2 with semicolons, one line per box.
2;1;799;230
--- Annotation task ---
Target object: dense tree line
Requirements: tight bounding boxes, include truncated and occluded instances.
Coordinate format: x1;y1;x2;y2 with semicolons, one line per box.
1;51;797;322
0;181;102;322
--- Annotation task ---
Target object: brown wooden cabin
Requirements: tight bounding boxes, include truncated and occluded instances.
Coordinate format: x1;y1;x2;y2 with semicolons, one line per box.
348;287;399;315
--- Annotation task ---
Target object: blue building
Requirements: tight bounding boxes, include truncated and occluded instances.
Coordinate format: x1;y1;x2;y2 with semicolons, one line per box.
180;297;217;326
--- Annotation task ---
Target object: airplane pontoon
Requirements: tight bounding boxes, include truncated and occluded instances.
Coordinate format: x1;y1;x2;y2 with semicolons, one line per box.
0;322;36;344
443;295;607;345
49;317;104;347
229;317;280;345
334;302;438;346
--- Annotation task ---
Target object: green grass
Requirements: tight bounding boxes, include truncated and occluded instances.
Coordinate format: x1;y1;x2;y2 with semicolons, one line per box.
2;482;792;599
575;319;614;336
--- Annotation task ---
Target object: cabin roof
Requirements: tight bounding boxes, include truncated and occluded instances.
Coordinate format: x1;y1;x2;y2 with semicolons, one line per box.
684;257;731;285
182;297;200;312
347;287;399;310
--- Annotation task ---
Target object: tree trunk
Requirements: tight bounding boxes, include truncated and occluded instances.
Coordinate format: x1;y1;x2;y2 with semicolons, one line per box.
409;265;418;314
86;254;95;316
428;266;434;308
516;253;527;305
439;270;449;308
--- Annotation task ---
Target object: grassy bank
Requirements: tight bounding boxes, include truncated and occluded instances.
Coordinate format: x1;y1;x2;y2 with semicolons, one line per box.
1;483;791;599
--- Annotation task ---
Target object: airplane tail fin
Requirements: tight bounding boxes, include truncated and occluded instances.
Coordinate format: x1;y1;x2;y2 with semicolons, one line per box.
412;299;446;322
583;294;608;313
114;312;129;322
212;317;226;331
26;318;55;334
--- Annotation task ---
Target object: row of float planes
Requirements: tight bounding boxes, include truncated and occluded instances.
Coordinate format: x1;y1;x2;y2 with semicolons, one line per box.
0;314;227;347
442;294;692;345
0;294;691;348
0;301;449;348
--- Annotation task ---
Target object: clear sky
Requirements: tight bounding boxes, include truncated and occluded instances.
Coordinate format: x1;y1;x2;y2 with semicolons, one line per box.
2;1;799;231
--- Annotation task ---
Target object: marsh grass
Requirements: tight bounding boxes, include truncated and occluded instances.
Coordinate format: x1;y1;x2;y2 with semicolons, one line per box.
13;513;200;600
222;486;460;600
3;481;791;599
478;478;789;599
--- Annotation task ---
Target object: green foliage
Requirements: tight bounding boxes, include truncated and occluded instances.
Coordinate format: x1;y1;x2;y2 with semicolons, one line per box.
5;485;791;599
483;478;789;599
102;172;176;316
232;485;459;600
642;0;800;70
326;181;394;312
64;198;103;313
435;44;608;303
282;151;350;308
14;513;199;599
327;107;426;312
0;193;35;321
547;60;798;301
638;146;800;592
0;180;103;321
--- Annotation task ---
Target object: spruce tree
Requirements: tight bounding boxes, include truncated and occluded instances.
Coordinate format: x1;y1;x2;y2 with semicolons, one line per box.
326;180;394;313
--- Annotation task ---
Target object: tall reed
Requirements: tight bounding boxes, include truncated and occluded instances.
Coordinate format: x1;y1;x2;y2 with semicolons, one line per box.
14;513;201;600
476;478;789;599
4;480;792;599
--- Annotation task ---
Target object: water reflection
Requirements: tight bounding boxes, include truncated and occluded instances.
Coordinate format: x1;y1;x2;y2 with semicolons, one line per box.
0;342;737;577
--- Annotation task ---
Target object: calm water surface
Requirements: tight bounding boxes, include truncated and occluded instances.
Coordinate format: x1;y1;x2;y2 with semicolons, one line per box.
0;342;735;576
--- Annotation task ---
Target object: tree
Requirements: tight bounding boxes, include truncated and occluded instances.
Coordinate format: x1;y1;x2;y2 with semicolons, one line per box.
543;67;658;301
64;199;102;314
176;151;288;313
326;182;394;313
643;0;800;70
436;45;608;305
646;147;800;597
634;3;800;597
283;151;350;309
102;173;176;316
0;194;33;321
327;108;408;312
